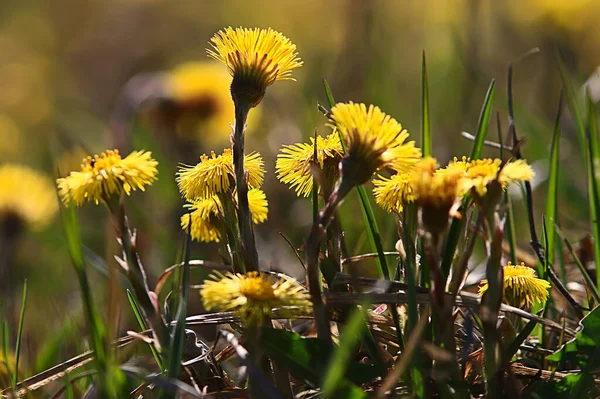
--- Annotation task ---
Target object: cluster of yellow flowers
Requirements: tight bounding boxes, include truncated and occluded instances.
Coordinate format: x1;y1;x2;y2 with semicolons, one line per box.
47;26;547;325
176;149;268;242
373;156;534;215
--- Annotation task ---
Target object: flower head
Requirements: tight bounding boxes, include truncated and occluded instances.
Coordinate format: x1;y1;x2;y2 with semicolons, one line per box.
460;158;534;197
373;172;414;213
181;188;268;243
57;150;158;207
200;271;311;325
181;196;223;243
411;158;465;231
166;62;261;145
208;27;302;108
0;164;58;231
276;132;344;197
330;103;420;186
177;149;264;201
479;262;550;309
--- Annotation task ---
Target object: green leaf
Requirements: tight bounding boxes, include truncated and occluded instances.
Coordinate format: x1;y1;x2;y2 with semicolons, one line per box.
162;221;192;398
548;305;600;365
586;95;600;290
470;79;496;160
259;328;380;387
127;290;163;372
322;306;371;398
421;51;432;157
545;93;564;280
12;280;27;392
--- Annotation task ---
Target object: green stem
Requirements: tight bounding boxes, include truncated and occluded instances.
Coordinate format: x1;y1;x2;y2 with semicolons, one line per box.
233;103;259;272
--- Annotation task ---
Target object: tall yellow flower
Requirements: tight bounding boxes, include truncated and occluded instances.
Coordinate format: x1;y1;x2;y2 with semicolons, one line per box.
461;158;534;197
330;103;420;186
479;262;550;309
276;132;344;197
200;271;311;325
166;62;261;145
181;188;268;243
57;150;158;207
207;27;302;108
0;164;58;230
176;149;265;202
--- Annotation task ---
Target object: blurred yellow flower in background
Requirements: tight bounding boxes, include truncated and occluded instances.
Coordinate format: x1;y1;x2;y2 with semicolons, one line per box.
167;62;261;146
57;149;158;207
200;271;311;325
479;262;550;309
276;132;344;197
0;164;57;230
176;149;265;202
208;27;302;108
330;102;420;186
181;188;268;243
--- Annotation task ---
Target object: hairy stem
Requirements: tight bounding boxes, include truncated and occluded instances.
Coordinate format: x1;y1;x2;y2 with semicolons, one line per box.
233;103;259;272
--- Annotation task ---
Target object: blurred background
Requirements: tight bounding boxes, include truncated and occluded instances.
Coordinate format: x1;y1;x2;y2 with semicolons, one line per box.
1;0;600;385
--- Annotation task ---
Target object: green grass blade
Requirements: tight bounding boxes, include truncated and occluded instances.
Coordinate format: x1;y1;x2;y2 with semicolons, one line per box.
12;280;27;392
2;321;13;391
557;53;586;157
323;79;405;350
505;319;537;361
470;79;496;160
321;304;370;399
545;92;564;280
163;222;192;398
312;129;319;224
586;95;600;290
127;290;164;372
421;51;432;157
554;222;600;304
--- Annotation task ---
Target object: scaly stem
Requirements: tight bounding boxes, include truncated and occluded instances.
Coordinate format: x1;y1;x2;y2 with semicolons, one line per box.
306;179;353;347
233;103;259;272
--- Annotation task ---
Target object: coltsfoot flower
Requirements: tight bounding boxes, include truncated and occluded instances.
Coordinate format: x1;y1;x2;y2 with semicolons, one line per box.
0;164;58;230
479;262;550;309
276;132;344;197
200;271;312;325
373;172;414;213
447;157;534;197
208;27;302;108
57;150;158;206
181;188;268;243
176;149;265;202
330;103;420;186
166;62;261;145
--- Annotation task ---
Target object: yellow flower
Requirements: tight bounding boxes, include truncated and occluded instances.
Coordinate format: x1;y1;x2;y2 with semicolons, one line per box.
0;164;58;230
181;188;268;243
166;62;261;145
479;262;550;309
411;158;465;232
372;172;414;213
207;27;302;108
461;158;534;197
200;271;312;325
181;196;223;243
275;132;344;197
330;103;420;186
176;149;265;201
56;150;158;207
247;188;268;224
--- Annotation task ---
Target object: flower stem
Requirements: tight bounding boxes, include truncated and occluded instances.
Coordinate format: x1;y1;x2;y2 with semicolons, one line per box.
306;179;353;346
233;103;259;272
